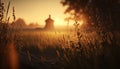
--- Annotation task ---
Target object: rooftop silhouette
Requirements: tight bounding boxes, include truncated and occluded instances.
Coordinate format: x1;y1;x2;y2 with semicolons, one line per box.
44;15;54;30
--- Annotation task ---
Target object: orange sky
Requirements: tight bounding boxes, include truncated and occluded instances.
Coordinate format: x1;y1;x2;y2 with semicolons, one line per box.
4;0;71;26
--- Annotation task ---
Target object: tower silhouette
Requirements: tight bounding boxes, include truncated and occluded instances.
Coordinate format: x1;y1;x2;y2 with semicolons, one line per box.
44;15;54;30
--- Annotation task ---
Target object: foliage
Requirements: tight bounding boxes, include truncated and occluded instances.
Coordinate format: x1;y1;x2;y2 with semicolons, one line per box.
60;0;120;69
61;0;120;30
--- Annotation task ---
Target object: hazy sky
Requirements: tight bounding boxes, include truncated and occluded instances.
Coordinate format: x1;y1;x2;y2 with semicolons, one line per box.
4;0;68;26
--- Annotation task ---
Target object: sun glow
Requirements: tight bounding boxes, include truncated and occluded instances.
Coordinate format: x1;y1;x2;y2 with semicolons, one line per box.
79;20;84;26
54;18;66;26
5;0;85;28
5;0;67;26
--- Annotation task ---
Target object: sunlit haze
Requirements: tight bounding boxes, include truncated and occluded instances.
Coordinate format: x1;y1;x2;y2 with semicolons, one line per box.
4;0;70;26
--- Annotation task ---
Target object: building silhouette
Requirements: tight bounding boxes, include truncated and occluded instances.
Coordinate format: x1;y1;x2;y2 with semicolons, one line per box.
44;15;54;30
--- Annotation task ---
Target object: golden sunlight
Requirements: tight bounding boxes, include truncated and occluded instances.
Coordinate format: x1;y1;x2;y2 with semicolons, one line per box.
79;20;84;26
5;0;67;26
54;18;66;26
1;0;119;69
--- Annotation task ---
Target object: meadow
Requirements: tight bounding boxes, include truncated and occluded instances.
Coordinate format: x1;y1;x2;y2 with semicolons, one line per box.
0;0;120;69
10;29;120;69
0;22;120;69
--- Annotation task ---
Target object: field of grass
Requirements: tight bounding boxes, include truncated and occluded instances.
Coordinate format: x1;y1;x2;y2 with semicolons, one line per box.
0;25;120;69
0;0;120;69
9;30;119;69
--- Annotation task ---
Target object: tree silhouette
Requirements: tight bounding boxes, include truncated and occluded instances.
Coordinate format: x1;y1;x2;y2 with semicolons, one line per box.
61;0;120;31
11;18;26;29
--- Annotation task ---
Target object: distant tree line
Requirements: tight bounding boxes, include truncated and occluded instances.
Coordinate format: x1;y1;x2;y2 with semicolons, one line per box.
11;18;40;29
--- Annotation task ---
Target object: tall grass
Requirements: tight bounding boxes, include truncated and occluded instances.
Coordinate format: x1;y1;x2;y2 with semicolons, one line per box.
11;29;119;69
0;0;120;69
55;15;120;69
0;1;18;69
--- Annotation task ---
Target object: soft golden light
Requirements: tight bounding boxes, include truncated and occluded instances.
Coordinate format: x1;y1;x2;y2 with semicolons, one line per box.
54;18;66;26
5;0;67;26
79;20;84;26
